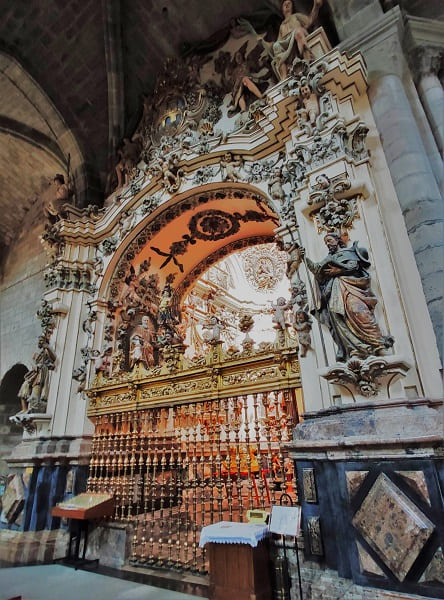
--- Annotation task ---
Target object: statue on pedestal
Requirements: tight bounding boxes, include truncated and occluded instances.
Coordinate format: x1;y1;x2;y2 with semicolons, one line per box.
272;0;323;78
240;0;323;81
17;336;56;414
304;233;394;362
129;315;155;369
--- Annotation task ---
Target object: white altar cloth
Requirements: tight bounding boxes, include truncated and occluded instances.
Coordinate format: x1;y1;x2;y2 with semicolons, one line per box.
199;521;268;548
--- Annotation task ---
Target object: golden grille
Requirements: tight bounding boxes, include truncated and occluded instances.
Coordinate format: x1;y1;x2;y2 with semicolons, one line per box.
87;390;298;572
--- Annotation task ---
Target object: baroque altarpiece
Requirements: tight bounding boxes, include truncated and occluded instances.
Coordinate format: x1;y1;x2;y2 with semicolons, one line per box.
5;5;443;599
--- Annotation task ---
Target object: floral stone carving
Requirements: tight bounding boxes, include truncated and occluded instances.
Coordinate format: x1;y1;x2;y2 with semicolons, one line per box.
308;173;358;233
321;355;410;399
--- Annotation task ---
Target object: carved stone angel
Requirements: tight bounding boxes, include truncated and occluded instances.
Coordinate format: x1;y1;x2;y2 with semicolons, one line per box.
268;168;286;204
154;155;184;193
220;152;244;182
44;174;74;224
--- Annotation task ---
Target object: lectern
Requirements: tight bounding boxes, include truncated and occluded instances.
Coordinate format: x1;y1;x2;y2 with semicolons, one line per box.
52;493;114;567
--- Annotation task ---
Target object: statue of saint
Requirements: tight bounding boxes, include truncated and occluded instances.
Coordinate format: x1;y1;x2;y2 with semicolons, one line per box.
18;336;56;414
129;315;155;368
272;0;323;79
241;0;322;80
158;284;174;329
304;233;394;362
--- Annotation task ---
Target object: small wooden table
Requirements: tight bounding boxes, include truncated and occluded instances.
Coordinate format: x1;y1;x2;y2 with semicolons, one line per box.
200;522;272;600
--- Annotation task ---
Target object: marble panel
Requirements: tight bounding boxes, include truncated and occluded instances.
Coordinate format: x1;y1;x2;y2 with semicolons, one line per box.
1;474;25;524
307;516;324;556
419;547;444;584
356;542;385;577
85;523;129;568
395;470;431;505
302;468;317;503
352;473;434;581
346;470;369;499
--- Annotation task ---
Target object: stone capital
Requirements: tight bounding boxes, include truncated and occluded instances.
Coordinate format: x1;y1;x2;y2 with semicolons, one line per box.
404;15;444;49
408;45;444;80
403;15;444;80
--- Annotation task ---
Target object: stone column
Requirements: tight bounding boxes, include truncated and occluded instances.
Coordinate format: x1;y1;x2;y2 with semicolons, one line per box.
343;9;444;358
403;17;444;158
412;46;444;156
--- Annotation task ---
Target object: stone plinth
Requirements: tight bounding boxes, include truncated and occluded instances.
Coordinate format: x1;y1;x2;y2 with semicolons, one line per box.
289;397;443;460
286;397;444;599
0;529;69;567
85;522;131;569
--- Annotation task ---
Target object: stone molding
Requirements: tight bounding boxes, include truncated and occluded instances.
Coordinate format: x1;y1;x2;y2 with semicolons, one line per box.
286;398;444;460
7;434;93;467
403;15;444;51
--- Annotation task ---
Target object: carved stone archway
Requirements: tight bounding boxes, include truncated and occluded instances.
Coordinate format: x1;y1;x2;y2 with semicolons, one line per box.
86;184;302;572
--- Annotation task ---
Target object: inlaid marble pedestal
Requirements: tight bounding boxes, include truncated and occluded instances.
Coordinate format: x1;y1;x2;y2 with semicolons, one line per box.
286;397;444;599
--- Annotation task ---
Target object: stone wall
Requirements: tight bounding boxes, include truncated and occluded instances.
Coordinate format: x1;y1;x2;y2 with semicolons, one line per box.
0;198;48;381
0;194;49;476
279;538;439;600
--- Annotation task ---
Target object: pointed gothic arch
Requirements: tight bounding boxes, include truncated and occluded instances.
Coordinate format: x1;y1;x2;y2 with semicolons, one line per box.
0;52;90;208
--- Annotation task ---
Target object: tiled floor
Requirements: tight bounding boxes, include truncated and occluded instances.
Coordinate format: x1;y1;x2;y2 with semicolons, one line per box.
0;564;206;600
